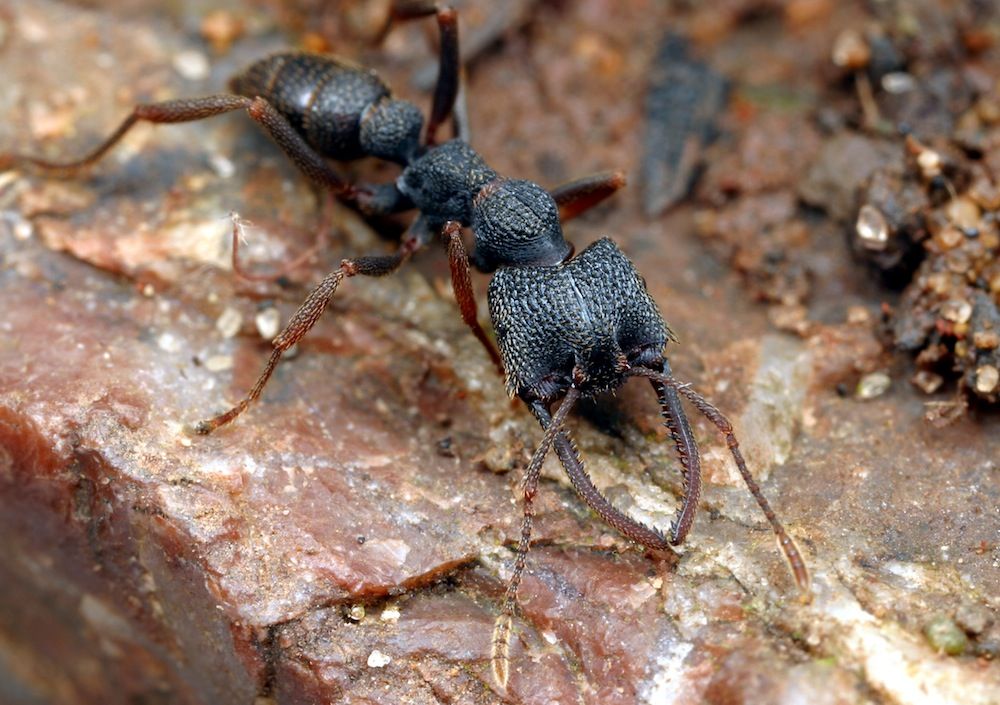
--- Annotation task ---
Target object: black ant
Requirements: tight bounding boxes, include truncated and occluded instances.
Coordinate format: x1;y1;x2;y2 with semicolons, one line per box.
1;2;810;689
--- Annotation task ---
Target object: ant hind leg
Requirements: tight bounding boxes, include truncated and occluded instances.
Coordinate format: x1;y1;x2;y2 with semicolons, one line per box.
1;95;254;177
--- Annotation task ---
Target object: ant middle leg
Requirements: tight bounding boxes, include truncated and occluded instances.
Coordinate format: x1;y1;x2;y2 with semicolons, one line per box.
440;221;503;372
552;169;627;222
228;191;335;284
195;221;432;434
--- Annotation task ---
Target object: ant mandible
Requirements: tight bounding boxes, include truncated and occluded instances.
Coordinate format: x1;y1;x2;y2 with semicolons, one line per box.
0;1;810;689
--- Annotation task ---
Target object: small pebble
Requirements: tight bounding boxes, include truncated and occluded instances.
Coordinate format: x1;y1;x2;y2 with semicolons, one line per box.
367;649;391;668
216;307;243;338
832;29;870;70
946;197;980;230
200;9;244;53
173;49;210;81
911;370;943;394
209;153;235;179
881;71;916;94
940;299;972;324
204;354;233;372
972;331;999;350
156;333;181;353
975;365;999;394
379;606;401;623
856;371;891;400
13;219;33;241
255;306;281;340
856;205;889;251
916;148;942;180
846;305;872;325
924;615;968;655
955;602;993;636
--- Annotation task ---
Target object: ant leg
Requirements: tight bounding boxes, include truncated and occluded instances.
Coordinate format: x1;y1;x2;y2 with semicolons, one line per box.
243;98;352;194
492;387;581;690
650;358;703;545
627;366;812;597
426;6;460;146
0;95;255;177
373;1;459;146
0;95;354;196
440;221;503;372
229;191;334;283
195;224;431;434
529;401;671;551
551;170;627;222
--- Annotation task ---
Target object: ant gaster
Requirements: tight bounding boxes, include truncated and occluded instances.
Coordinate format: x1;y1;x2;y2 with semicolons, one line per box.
1;2;810;689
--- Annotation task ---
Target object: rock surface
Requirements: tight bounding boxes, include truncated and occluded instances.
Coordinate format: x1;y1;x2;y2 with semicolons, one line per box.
1;1;998;704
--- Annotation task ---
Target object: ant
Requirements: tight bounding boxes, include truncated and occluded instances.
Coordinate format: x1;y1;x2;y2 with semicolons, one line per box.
1;2;810;689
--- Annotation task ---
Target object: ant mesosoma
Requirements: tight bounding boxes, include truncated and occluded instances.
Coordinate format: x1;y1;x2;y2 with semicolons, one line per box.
1;2;810;688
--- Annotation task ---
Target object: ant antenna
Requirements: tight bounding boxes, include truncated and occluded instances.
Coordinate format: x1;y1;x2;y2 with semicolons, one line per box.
628;367;811;598
491;385;581;690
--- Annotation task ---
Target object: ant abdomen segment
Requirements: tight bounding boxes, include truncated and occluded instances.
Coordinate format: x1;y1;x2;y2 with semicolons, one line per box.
230;53;393;161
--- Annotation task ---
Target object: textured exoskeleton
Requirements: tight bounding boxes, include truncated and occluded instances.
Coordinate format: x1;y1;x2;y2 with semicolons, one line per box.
489;237;673;401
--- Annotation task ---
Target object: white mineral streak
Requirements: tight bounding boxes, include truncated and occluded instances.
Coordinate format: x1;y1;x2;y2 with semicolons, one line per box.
818;575;997;705
640;640;694;704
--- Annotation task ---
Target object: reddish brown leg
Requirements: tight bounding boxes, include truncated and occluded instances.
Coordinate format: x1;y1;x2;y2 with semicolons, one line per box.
425;6;460;145
627;366;812;598
195;229;429;434
0;95;352;195
491;386;581;690
441;221;503;372
0;95;253;177
229;192;333;283
372;2;460;146
551;169;627;222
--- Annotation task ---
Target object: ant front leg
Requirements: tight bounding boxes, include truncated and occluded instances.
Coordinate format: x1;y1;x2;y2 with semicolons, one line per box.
551;170;627;222
425;6;460;146
440;221;503;373
196;221;432;434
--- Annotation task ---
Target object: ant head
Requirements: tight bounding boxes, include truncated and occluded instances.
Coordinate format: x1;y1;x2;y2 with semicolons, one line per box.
470;179;571;273
360;98;424;165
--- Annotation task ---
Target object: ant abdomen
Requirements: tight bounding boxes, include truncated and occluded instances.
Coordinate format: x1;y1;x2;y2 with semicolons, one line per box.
230;52;390;160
